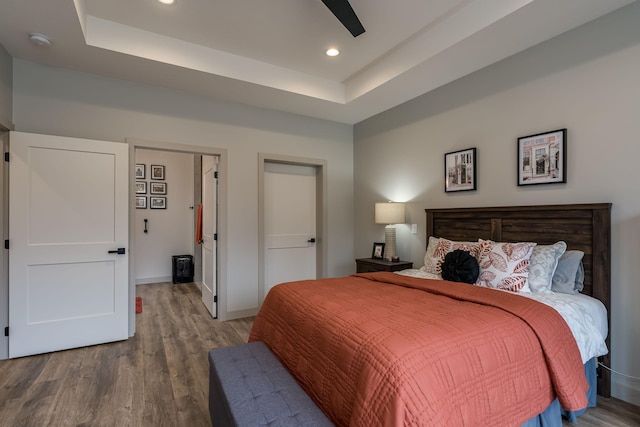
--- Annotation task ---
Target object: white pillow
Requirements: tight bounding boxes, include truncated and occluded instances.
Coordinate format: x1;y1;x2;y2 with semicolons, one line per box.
528;241;567;293
475;239;537;292
422;236;480;278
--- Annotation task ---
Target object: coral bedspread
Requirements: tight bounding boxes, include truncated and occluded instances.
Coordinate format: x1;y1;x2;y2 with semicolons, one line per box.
249;272;588;426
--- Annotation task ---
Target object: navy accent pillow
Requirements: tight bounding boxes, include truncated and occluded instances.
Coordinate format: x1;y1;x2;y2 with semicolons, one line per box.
441;249;480;284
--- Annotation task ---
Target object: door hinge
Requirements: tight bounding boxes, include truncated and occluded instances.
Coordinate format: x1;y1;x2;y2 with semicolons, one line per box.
214;233;217;241
214;296;217;303
4;152;8;162
4;327;7;337
4;240;8;250
214;171;218;179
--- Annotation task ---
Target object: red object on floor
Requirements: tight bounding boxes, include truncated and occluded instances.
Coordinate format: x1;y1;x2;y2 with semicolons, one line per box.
136;296;143;313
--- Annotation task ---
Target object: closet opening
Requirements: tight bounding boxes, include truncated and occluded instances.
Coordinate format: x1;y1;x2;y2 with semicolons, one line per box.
127;139;228;336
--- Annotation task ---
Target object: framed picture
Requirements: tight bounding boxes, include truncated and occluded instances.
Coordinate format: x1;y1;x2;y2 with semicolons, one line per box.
150;182;167;195
135;181;147;194
445;147;477;192
517;128;567;186
135;164;145;179
371;242;385;259
151;165;165;180
135;196;147;209
150;196;166;209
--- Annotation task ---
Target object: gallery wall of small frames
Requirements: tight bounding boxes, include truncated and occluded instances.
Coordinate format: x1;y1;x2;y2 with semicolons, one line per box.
135;164;167;209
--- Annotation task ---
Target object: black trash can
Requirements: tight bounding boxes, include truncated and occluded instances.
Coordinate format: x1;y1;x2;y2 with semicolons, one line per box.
172;255;194;283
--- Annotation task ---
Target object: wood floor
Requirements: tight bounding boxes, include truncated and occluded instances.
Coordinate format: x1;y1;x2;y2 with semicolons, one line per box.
0;281;638;427
0;282;252;427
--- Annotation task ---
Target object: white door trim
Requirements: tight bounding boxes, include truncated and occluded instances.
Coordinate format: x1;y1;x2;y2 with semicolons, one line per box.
258;153;327;306
0;129;9;360
127;138;228;333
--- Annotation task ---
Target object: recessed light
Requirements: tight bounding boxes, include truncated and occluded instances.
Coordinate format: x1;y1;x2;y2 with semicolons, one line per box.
29;33;51;47
158;0;175;4
326;48;339;57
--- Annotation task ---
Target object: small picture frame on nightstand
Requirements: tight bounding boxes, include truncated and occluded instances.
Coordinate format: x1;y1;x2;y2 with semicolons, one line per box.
371;242;385;259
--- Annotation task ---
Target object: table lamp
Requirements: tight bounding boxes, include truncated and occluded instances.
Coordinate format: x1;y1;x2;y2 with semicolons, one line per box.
375;202;405;261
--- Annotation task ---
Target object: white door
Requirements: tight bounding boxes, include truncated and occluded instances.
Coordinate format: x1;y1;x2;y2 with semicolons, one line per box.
201;156;217;318
265;163;316;297
9;132;129;358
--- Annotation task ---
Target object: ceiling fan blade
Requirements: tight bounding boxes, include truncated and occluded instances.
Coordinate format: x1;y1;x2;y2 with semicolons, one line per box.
321;0;365;37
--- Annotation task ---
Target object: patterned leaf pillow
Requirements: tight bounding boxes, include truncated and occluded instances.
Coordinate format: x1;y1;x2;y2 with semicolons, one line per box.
475;239;537;292
422;236;480;277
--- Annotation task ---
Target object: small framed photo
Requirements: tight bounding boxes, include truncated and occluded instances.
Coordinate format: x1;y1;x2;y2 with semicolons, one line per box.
135;181;147;194
445;147;477;192
150;196;166;209
371;242;385;259
151;165;165;180
135;164;145;179
136;196;147;209
150;182;167;195
517;129;567;186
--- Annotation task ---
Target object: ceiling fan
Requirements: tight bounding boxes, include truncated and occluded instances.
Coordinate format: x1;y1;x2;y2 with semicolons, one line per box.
321;0;365;37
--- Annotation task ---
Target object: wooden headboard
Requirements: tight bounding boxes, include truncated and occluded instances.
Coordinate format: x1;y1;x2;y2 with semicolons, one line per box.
425;203;611;397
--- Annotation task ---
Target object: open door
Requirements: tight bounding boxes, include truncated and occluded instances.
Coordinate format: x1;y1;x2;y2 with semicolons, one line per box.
201;155;217;318
9;132;129;358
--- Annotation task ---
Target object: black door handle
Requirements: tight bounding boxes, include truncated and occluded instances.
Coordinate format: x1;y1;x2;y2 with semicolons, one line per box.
307;238;316;243
108;248;126;255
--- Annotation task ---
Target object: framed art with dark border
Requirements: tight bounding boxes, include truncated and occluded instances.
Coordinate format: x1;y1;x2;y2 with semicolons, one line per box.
445;147;476;192
136;196;147;209
135;164;145;179
150;182;167;195
371;242;385;259
135;181;147;194
517;128;566;186
151;164;165;180
150;196;166;209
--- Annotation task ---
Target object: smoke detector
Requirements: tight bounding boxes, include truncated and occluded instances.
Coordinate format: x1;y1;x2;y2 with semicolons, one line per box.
29;33;52;47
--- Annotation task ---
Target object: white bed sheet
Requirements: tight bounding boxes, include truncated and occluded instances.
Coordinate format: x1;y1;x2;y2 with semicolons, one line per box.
396;269;608;363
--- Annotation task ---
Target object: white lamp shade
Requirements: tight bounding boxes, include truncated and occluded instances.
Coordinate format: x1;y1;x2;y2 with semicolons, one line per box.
375;202;405;224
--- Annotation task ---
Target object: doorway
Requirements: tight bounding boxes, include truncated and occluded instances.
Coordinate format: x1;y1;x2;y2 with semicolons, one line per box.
128;139;228;335
134;150;218;317
258;153;327;306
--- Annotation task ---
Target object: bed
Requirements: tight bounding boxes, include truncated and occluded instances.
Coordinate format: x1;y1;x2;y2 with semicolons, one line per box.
249;203;611;426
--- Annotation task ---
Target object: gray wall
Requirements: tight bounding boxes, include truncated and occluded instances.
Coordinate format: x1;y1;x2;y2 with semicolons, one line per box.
134;149;195;284
12;60;354;318
0;44;12;129
354;3;640;405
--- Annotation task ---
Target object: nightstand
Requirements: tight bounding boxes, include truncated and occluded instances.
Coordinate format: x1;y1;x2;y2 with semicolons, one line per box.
356;258;413;273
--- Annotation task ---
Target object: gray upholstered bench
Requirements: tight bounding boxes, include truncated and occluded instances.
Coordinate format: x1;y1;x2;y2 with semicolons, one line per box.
208;341;333;427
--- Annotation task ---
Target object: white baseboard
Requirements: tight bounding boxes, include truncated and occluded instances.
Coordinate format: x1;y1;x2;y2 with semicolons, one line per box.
613;377;640;407
226;307;259;320
136;276;172;285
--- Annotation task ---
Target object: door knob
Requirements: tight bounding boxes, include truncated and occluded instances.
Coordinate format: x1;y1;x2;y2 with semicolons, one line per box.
108;248;126;255
307;238;316;243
